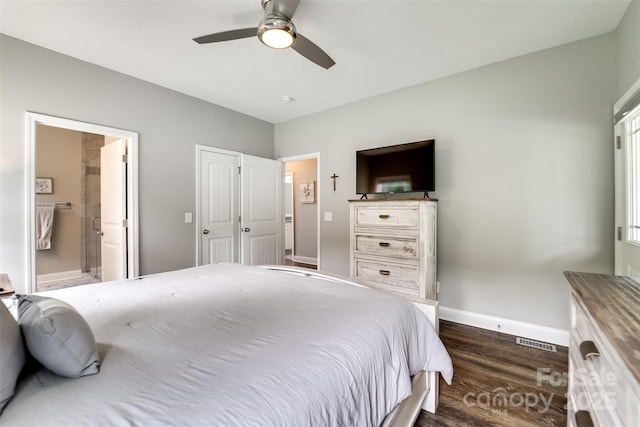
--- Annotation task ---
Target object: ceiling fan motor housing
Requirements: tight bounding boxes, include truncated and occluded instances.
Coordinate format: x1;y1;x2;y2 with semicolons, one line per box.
258;16;297;49
258;0;297;49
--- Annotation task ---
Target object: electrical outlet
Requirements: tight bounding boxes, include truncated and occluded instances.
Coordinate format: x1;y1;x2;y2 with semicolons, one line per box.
324;212;333;221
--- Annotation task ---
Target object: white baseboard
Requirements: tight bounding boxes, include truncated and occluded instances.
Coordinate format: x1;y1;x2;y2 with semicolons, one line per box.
37;269;82;285
440;306;569;347
291;255;317;266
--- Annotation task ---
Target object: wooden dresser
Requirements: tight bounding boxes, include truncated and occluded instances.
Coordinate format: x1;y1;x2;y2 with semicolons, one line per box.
564;272;640;427
349;199;437;300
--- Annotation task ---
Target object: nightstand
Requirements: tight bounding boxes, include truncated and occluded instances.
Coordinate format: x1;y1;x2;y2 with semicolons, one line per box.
0;274;15;298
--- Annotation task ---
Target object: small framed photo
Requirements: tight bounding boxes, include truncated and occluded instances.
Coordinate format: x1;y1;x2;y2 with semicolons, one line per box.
300;182;315;204
36;177;53;194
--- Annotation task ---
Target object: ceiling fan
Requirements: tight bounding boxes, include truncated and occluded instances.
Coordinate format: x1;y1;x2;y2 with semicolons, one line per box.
193;0;335;69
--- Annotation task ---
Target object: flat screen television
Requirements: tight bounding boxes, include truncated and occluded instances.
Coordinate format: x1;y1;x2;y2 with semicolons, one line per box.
356;139;435;195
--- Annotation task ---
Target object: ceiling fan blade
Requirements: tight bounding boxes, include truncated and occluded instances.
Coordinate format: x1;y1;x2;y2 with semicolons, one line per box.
292;34;335;69
271;0;300;18
193;28;257;44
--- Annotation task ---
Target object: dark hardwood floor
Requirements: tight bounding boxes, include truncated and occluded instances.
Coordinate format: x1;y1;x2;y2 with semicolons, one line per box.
416;321;568;427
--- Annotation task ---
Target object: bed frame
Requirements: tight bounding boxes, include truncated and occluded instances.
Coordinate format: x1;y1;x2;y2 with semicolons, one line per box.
260;266;441;427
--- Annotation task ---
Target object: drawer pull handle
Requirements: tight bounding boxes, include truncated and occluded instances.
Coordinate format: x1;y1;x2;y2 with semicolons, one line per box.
379;270;390;276
575;410;594;427
579;341;599;360
378;214;390;219
379;242;390;247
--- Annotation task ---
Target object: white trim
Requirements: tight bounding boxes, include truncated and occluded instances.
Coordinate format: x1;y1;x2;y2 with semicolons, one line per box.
291;255;317;266
440;306;570;347
614;76;640;115
36;269;82;285
278;152;321;269
195;144;241;158
26;112;139;294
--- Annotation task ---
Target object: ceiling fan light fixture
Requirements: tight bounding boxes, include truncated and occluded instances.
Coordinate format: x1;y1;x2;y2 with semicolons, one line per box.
258;16;296;49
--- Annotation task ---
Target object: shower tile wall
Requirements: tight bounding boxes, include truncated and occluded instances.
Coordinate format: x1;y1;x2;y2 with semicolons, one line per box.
81;133;104;279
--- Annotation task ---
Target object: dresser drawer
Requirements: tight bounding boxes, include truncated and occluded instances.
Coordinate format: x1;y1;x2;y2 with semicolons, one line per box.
354;206;419;229
570;295;638;427
569;345;623;426
353;234;418;259
353;259;419;294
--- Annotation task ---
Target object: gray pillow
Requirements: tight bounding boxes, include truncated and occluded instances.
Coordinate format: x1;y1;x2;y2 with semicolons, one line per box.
0;300;25;411
18;295;100;378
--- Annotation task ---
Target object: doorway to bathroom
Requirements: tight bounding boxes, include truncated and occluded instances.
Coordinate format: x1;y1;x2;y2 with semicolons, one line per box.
26;113;139;293
280;153;320;269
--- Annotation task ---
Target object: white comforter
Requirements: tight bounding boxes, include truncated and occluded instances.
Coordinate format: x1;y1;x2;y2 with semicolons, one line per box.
3;263;452;426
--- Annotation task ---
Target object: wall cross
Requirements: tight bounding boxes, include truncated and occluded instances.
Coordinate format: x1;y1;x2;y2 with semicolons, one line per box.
330;173;339;191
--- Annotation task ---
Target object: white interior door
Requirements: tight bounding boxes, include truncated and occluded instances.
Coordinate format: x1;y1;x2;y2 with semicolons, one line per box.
241;155;283;265
100;139;127;282
199;150;240;264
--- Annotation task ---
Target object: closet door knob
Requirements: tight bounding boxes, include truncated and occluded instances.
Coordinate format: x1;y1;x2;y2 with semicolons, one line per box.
243;227;251;232
203;229;210;235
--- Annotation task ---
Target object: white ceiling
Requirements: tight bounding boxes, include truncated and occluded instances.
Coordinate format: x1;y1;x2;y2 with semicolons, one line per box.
0;0;631;123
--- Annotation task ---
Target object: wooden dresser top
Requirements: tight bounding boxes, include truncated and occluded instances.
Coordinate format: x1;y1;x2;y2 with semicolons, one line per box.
564;271;640;383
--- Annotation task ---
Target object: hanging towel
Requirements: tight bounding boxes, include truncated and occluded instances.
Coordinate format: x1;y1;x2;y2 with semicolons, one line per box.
36;203;56;250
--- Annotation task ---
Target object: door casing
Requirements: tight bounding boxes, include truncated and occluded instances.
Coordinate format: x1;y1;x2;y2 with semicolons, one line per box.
25;112;139;293
278;152;321;268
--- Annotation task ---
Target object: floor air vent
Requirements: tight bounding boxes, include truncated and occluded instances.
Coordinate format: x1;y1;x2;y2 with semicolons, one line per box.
516;337;557;352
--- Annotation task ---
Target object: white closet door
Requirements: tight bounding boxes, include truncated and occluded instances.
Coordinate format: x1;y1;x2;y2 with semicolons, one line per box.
240;154;283;265
199;150;240;264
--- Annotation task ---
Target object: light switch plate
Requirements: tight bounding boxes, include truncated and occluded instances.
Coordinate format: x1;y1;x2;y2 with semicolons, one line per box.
185;212;193;223
324;212;333;221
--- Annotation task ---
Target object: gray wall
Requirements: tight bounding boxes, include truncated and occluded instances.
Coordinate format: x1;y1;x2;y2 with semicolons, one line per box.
275;33;617;331
0;35;274;294
616;0;640;97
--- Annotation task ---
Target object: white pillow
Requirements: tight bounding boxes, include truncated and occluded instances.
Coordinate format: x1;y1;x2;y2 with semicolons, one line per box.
18;295;100;378
0;300;25;411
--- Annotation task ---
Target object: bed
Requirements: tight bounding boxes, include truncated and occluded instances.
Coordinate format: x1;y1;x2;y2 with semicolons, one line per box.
1;263;453;426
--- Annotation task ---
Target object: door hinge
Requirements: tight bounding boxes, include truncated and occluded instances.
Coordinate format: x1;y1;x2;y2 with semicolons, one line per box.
616;136;622;150
123;219;129;228
122;154;128;163
238;166;241;174
617;226;623;241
